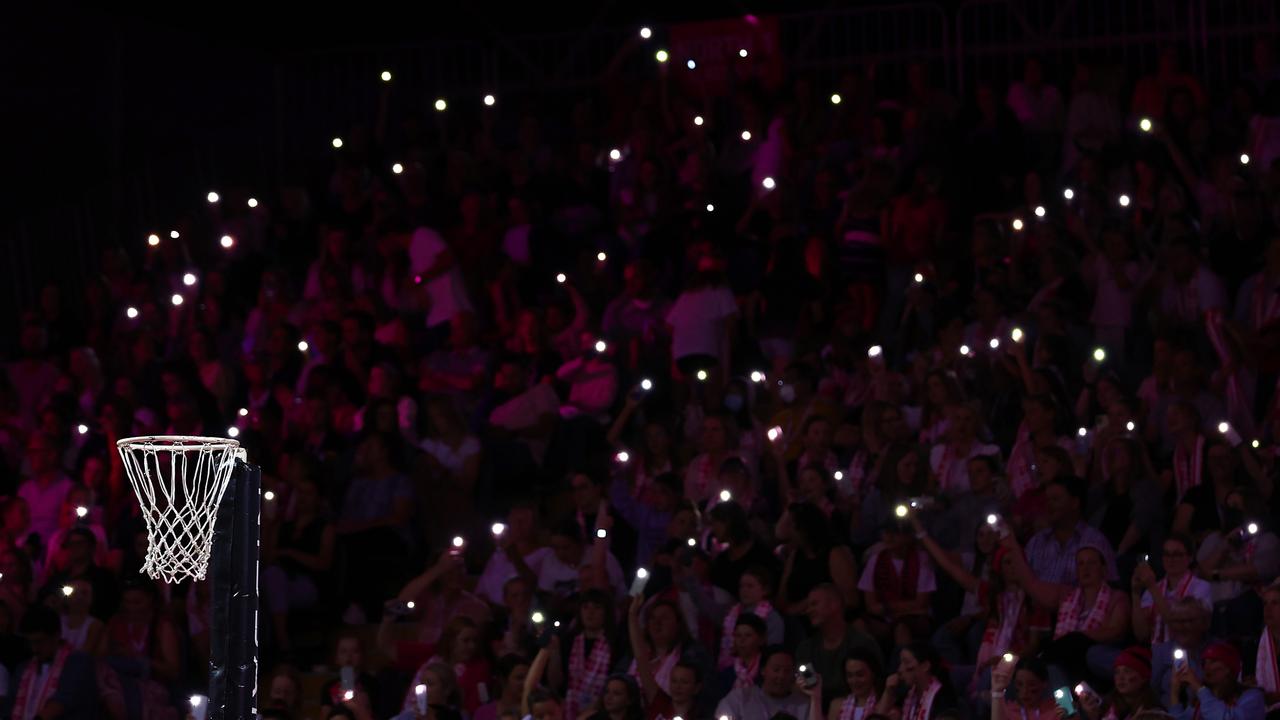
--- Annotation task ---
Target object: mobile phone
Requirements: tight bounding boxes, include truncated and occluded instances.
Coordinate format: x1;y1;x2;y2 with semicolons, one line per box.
340;665;356;694
1173;647;1188;671
1074;682;1097;706
1053;687;1077;715
190;695;210;720
630;568;650;596
986;513;1010;539
796;664;818;688
415;683;428;713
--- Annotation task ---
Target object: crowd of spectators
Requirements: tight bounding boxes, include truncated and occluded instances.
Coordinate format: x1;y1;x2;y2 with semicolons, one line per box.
4;28;1280;720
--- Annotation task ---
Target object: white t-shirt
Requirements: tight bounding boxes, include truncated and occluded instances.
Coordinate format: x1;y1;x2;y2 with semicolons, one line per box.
1140;574;1214;612
409;227;473;328
665;286;737;361
1087;255;1143;329
1160;265;1227;324
929;442;1001;495
475;547;553;605
857;548;938;597
419;436;481;476
537;550;626;600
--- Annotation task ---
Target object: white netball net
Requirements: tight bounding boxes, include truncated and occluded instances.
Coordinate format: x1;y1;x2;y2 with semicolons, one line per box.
116;436;244;583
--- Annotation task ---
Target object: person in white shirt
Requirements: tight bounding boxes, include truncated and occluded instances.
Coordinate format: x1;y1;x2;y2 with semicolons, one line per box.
409;225;474;333
555;333;620;422
929;404;1000;496
537;521;626;605
715;647;810;720
17;433;73;545
488;361;560;464
1158;236;1227;325
666;258;738;377
475;504;552;606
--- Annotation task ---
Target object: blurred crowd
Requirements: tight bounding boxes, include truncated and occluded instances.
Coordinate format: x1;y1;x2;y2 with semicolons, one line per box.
3;28;1280;720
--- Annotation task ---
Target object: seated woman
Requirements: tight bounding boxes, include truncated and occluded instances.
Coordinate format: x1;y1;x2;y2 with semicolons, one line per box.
1076;646;1161;720
914;515;1044;696
1007;542;1129;684
97;577;182;720
803;649;884;720
395;660;464;720
579;674;644;720
262;471;334;655
1131;534;1211;645
403;617;491;717
57;579;103;654
473;654;531;720
990;656;1055;720
1170;642;1264;720
874;642;960;720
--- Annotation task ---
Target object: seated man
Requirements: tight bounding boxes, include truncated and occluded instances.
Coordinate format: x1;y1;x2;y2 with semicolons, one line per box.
714;646;810;720
12;605;97;720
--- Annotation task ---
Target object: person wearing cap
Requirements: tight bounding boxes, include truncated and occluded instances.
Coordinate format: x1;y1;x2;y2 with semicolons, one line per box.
1077;647;1161;720
1170;641;1264;720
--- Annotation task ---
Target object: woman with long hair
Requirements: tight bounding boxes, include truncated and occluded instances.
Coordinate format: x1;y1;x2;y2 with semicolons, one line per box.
405;617;490;716
876;642;959;720
806;649;885;720
990;656;1055;720
777;502;860;614
583;674;643;720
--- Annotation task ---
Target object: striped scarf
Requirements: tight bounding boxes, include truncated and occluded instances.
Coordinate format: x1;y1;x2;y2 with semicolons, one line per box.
566;634;610;720
1054;585;1112;639
717;602;774;669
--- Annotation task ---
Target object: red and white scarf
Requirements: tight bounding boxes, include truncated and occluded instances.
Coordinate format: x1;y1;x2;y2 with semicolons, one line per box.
733;654;761;689
843;450;872;499
1256;627;1280;698
13;644;70;720
1173;435;1205;502
838;693;878;720
904;679;942;720
1151;573;1195;644
629;648;680;695
976;590;1026;668
566;634;611;720
717;602;774;668
1054;585;1113;639
1007;425;1037;499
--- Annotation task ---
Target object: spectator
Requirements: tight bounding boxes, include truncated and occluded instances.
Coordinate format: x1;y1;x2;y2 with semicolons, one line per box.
17;433;73;545
1169;642;1264;720
876;642;960;720
714;645;809;720
795;584;883;707
1023;477;1117;585
262;470;335;654
990;657;1055;720
12;605;96;720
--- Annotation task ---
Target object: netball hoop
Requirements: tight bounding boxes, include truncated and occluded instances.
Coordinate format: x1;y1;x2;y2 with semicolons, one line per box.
117;436;261;720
